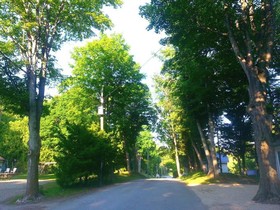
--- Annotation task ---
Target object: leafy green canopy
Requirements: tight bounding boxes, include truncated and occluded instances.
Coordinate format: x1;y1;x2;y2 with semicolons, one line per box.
69;34;143;95
0;0;122;112
58;34;156;172
141;0;249;120
140;0;260;172
67;33;156;139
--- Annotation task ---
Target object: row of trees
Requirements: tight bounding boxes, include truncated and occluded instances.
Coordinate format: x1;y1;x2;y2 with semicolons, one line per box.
140;0;280;203
0;32;161;187
0;0;279;204
0;0;164;201
0;0;124;201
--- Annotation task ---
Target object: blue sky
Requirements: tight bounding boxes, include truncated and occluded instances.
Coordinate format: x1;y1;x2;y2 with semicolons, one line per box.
51;0;164;96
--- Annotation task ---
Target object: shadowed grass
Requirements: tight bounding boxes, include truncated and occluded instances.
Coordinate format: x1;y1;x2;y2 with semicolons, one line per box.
9;172;145;203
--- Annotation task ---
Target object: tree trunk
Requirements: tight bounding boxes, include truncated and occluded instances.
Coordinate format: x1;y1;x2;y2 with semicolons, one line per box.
25;65;41;200
146;151;150;175
122;137;131;173
133;148;138;173
241;152;246;175
137;155;141;173
192;141;207;173
208;114;219;177
225;1;280;201
237;157;242;175
24;43;47;200
173;133;182;177
248;76;280;202
196;120;214;176
125;151;131;173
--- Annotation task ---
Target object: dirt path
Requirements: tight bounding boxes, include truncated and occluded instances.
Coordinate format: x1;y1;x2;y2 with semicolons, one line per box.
0;179;51;203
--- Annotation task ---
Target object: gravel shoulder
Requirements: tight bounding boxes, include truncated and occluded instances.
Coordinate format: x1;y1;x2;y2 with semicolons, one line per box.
188;183;280;210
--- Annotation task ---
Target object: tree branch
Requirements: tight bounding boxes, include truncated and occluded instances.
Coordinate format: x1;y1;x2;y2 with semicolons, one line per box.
0;50;26;73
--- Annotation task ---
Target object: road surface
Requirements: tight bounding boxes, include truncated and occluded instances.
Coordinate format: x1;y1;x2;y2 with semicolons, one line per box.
1;178;207;210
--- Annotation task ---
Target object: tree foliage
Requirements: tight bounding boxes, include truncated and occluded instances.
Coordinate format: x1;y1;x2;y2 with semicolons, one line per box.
55;123;116;187
0;110;28;172
136;126;160;175
66;34;156;172
0;0;121;200
140;0;280;202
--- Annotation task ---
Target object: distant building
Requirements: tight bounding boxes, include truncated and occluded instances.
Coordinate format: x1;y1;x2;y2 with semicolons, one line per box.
275;146;280;179
272;139;280;180
217;154;229;173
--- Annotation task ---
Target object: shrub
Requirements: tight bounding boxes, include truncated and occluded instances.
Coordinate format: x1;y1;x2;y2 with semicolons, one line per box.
55;123;116;187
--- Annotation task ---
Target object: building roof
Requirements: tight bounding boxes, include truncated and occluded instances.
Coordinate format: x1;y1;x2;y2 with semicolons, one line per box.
0;156;5;161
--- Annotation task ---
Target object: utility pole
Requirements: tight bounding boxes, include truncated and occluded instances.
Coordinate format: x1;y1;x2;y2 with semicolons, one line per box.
98;86;104;131
98;85;123;131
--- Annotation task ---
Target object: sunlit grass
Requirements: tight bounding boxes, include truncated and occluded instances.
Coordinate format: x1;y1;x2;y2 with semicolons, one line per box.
109;171;146;183
181;172;213;185
12;173;56;180
181;172;259;185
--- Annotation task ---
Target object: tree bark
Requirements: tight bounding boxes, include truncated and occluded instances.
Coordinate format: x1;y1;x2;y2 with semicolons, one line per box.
191;141;207;173
170;123;182;177
25;65;41;200
125;151;131;173
172;132;182;177
24;33;47;199
196;120;214;176
208;114;219;177
225;1;280;202
248;75;280;202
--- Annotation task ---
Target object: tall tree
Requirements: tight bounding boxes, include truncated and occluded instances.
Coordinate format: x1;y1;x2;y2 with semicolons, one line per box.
223;0;280;202
140;0;280;202
67;34;155;172
136;125;160;175
0;0;121;200
154;74;185;177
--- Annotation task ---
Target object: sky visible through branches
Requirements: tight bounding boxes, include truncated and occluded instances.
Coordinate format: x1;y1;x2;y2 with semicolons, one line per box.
51;0;164;98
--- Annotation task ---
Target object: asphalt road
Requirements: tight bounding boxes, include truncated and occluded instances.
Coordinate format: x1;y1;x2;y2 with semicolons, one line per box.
1;178;207;210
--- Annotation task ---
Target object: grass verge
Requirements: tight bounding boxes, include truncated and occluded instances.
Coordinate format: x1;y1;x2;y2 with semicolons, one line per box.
181;172;259;185
9;172;145;203
12;173;56;180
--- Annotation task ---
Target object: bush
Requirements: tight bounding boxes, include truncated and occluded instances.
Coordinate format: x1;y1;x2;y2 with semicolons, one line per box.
55;123;116;187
